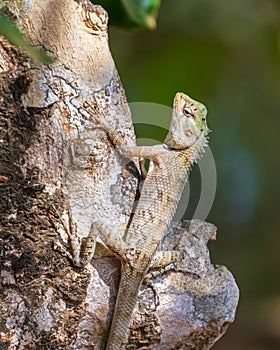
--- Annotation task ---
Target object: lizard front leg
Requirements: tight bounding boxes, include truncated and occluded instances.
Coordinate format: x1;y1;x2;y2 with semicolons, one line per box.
86;113;167;160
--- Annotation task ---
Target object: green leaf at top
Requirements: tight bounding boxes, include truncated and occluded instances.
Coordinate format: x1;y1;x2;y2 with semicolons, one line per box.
121;0;161;29
93;0;161;30
0;14;53;64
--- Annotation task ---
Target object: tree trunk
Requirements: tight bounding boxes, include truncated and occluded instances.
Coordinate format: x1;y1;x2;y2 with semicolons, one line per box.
0;1;239;349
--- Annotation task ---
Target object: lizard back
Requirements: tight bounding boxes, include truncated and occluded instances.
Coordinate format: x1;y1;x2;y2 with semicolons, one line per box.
125;141;206;255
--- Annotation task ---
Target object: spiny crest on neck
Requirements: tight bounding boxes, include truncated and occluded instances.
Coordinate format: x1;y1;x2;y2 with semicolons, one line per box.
164;92;210;150
177;133;209;170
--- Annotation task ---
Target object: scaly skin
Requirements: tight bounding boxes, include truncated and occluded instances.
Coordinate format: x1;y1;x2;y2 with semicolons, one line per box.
93;92;209;349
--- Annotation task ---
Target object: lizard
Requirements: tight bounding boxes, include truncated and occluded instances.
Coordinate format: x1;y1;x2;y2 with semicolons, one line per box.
88;91;210;349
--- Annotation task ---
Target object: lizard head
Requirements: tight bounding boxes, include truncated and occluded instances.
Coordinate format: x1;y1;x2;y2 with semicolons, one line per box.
164;92;209;149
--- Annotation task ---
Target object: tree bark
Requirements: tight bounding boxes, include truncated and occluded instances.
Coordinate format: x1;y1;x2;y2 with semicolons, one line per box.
0;1;239;349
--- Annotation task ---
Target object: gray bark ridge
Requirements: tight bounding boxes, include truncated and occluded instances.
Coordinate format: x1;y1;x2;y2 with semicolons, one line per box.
0;1;239;349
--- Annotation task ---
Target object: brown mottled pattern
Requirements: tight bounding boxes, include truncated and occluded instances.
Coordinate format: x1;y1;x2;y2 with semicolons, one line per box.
104;92;209;350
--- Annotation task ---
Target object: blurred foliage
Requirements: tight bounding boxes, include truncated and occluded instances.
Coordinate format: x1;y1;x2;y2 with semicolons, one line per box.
134;123;167;142
93;0;160;29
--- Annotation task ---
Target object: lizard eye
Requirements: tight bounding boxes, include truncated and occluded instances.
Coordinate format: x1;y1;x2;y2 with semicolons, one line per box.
183;106;194;118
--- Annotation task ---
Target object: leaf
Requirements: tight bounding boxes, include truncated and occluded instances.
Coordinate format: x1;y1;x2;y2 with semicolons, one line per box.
121;0;161;29
92;0;160;30
0;14;53;64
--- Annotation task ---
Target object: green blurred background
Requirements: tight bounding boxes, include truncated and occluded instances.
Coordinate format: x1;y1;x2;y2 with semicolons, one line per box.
106;0;280;349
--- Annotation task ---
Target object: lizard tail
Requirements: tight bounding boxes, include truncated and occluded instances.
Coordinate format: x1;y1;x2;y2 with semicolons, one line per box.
105;265;145;350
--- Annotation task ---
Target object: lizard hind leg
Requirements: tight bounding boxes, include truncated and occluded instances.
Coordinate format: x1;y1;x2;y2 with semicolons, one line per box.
145;250;184;284
149;250;183;270
90;221;130;260
144;250;184;308
79;234;97;267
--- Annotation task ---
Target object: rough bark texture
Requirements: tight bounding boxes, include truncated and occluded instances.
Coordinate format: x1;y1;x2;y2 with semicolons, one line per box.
0;1;239;349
